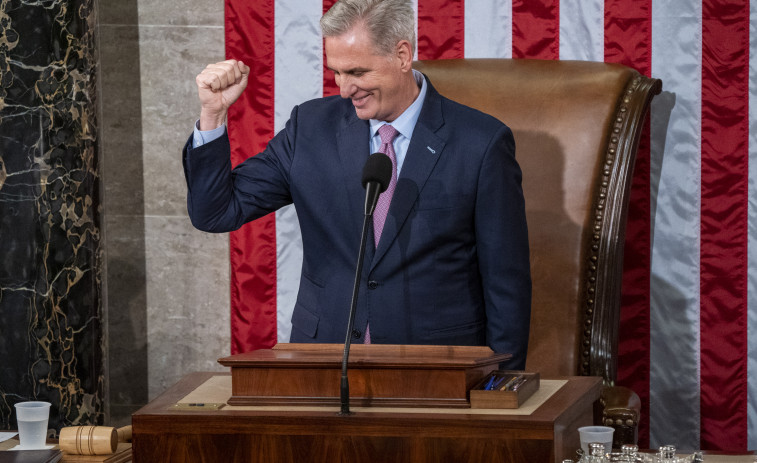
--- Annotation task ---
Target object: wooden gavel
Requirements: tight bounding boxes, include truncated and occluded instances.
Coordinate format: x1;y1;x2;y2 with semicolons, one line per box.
59;425;132;455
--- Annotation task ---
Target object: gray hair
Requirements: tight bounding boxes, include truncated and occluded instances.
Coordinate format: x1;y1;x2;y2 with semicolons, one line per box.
321;0;416;56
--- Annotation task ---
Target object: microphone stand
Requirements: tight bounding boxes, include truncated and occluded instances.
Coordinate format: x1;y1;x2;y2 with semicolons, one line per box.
339;212;372;416
339;153;389;416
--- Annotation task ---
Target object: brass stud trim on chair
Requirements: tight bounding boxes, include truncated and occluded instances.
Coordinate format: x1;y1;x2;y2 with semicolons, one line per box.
579;76;645;378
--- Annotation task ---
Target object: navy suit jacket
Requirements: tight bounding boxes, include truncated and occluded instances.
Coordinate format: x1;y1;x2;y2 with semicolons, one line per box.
183;77;531;369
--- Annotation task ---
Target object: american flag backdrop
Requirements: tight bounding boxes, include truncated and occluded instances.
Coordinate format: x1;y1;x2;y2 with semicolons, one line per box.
223;0;757;451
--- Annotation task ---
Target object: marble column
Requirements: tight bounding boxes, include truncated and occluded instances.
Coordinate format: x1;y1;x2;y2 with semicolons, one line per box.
98;0;228;425
0;0;103;432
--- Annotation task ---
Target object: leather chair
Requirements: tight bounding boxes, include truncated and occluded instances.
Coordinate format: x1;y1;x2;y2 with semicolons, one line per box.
414;59;662;447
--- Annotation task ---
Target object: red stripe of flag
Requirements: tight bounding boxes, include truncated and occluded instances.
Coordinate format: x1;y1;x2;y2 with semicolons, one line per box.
604;0;653;448
700;0;749;451
512;0;559;60
417;0;465;60
226;0;278;354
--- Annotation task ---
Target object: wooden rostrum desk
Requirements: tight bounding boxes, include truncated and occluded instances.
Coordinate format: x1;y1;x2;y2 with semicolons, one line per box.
132;345;601;463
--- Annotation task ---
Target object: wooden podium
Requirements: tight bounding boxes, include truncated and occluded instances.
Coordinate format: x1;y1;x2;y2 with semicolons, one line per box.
218;343;509;408
132;344;602;462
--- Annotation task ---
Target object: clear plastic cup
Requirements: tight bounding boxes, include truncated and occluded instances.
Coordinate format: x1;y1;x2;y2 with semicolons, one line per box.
578;425;614;454
14;401;51;449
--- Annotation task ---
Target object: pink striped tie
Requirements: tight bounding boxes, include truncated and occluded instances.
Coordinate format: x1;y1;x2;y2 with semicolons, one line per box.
372;124;399;247
365;124;398;344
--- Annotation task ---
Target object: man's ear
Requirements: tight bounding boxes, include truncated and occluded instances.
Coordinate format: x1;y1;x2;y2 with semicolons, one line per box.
396;39;413;71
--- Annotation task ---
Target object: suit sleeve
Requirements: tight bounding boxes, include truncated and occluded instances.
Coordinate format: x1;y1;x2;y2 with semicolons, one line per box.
475;125;532;370
182;107;300;233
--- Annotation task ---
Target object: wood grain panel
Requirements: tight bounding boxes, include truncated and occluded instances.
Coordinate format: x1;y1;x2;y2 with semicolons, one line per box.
132;372;601;462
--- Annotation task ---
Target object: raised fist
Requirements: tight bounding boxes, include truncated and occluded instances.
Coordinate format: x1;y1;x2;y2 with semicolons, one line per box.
195;59;250;130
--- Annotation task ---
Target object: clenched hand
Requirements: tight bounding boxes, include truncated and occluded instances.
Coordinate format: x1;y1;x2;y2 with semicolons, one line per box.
196;59;250;130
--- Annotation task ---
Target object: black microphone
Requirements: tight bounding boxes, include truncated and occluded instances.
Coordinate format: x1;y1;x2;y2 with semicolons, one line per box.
361;152;393;215
339;152;392;416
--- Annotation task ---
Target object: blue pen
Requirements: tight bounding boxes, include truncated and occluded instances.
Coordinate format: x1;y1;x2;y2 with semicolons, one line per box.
484;375;496;390
492;375;507;389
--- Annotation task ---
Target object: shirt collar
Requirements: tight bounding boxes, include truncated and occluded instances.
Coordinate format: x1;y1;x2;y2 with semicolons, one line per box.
369;69;427;140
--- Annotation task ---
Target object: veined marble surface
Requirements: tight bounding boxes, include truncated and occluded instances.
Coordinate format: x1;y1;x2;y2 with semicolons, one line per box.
0;0;230;430
0;0;103;431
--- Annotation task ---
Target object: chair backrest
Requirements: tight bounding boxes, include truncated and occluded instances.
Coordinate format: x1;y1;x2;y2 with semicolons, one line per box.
414;59;661;382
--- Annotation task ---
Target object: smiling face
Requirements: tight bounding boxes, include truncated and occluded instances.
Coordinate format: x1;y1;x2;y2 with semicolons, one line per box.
325;22;418;122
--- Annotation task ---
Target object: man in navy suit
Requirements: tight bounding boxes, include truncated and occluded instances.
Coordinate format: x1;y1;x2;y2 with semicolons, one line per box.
184;0;531;369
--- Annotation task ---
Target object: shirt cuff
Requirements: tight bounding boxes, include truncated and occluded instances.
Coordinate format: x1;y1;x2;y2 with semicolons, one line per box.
192;120;226;149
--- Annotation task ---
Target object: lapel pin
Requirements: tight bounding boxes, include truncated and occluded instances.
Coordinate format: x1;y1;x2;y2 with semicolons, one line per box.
426;146;436;154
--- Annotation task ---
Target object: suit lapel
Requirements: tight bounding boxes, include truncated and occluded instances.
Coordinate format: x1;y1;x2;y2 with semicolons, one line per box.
336;109;375;251
371;79;446;270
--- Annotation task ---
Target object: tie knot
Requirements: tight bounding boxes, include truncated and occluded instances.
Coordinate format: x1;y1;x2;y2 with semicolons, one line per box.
378;124;399;145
